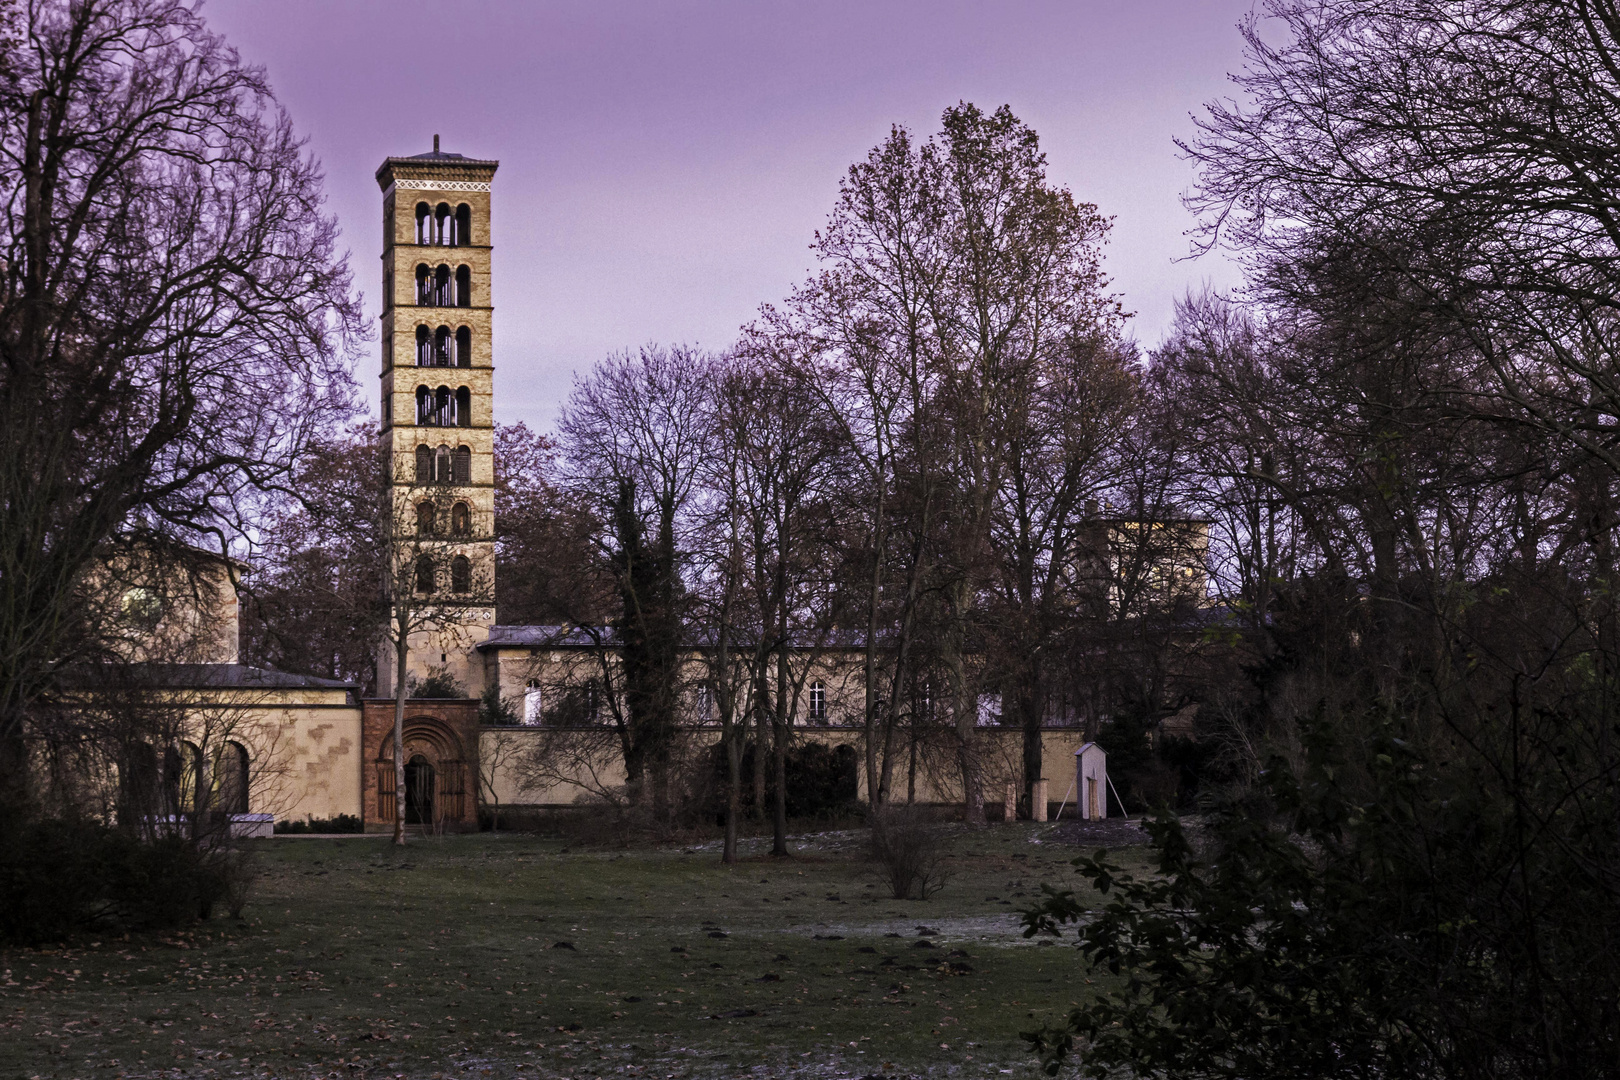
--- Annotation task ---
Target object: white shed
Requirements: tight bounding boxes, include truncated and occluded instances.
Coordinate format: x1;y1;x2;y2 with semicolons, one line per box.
1075;742;1108;820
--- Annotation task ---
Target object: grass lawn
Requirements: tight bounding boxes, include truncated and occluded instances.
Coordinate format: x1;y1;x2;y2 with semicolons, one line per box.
0;821;1151;1079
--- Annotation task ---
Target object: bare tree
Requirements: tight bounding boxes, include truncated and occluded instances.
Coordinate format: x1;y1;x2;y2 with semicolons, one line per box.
986;330;1137;815
691;356;757;863
558;345;708;813
241;427;385;693
752;122;944;813
759;104;1123;823
0;0;362;794
378;479;495;845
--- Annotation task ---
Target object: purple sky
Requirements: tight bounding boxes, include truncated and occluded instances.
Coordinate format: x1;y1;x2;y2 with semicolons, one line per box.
203;1;1251;427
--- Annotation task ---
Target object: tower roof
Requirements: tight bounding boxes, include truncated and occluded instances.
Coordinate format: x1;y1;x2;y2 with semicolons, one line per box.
376;136;497;191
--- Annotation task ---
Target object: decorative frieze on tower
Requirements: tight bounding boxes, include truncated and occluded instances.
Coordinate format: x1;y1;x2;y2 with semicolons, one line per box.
375;139;498;698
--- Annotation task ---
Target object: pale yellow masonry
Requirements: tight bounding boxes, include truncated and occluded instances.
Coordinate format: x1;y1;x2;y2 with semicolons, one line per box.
375;141;499;697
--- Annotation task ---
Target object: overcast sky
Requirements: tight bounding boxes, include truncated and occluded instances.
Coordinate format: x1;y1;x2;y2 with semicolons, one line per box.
203;0;1253;428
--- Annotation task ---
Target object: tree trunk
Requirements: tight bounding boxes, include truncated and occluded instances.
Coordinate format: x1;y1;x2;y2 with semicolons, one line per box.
1016;654;1043;820
750;670;768;820
723;728;741;865
392;627;409;847
771;646;790;857
942;586;985;826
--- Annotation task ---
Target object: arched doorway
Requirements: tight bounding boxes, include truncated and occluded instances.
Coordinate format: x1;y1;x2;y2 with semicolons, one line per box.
405;755;436;825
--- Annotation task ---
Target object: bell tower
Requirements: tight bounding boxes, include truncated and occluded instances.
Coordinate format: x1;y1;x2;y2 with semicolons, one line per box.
375;138;499;697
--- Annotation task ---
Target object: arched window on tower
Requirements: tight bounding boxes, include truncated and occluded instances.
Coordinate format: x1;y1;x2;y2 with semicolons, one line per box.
435;444;452;484
451;501;470;536
455;326;472;368
416;501;436;535
455;386;471;427
453;445;472;484
434;265;452;306
416;386;433;425
434;326;451;366
455;204;471;245
415;202;431;245
415;264;431;305
455;265;471;307
435;202;451;245
451;555;471;594
415;444;433;482
416;556;436;594
435;385;453;427
416;325;431;366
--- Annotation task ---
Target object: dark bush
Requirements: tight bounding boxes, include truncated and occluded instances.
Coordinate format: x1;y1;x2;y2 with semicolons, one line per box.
0;814;250;945
273;813;362;834
868;805;951;900
713;740;861;822
408;666;465;699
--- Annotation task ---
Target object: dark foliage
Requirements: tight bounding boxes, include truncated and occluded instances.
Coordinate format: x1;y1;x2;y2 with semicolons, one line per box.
1020;712;1620;1079
478;684;518;726
273;814;361;835
868;804;951;901
717;740;860;821
408;668;466;700
0;815;253;945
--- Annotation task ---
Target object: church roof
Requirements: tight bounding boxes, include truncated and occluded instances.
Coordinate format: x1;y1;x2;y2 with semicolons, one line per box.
479;625;617;650
127;664;357;691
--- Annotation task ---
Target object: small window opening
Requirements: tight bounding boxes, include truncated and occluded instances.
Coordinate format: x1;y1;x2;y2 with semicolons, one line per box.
451;554;471;593
455;204;472;246
218;742;249;815
451;501;470;535
455;265;471;307
415;202;431;245
434;325;452;366
416;556;436;594
453;444;472;484
435;444;452;484
417;500;436;536
435;202;451;245
415;444;433;482
416;385;434;425
416;325;431;366
455;326;472;368
415;264;431;305
808;681;827;723
523;681;543;725
455;386;471;427
434;265;452;306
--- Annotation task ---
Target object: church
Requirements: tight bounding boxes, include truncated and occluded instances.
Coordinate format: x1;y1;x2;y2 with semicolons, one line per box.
94;142;1180;836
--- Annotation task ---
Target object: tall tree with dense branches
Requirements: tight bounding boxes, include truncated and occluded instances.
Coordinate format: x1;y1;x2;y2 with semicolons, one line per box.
0;0;361;790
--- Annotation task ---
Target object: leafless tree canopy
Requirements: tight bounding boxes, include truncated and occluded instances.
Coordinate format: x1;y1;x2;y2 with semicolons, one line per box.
0;0;361;747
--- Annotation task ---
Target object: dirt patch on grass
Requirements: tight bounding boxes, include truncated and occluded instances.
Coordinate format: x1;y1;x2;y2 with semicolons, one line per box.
1043;816;1153;849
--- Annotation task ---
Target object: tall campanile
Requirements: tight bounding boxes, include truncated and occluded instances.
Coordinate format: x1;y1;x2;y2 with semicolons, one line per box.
375;139;499;697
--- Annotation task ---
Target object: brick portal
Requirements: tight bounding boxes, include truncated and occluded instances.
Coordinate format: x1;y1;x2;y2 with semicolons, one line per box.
361;698;480;832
